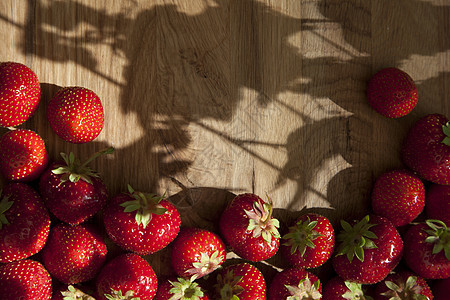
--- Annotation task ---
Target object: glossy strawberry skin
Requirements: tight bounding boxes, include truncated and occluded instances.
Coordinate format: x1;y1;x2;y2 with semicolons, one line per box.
366;67;418;118
268;268;322;300
403;222;450;279
0;182;51;263
103;192;181;255
96;253;158;300
371;169;425;227
47;86;104;144
425;184;450;226
401;113;450;185
374;271;433;300
0;129;48;182
0;259;52;299
42;223;108;284
0;62;41;127
332;215;404;284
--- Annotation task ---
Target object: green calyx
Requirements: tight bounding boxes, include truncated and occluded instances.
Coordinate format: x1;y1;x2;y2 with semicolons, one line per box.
215;270;244;300
336;215;378;263
342;281;373;300
285;275;321;300
120;184;168;229
186;250;225;280
105;289;139;300
381;276;428;300
282;216;322;256
0;191;13;230
442;122;450;146
423;219;450;261
244;194;280;245
52;147;114;184
168;277;205;300
61;285;95;300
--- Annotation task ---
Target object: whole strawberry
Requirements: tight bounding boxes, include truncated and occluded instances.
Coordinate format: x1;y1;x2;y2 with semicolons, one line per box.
371;169;425;227
0;129;48;182
332;215;403;284
374;271;433;300
170;227;226;280
214;262;266;300
322;276;373;300
401;113;450;185
0;182;51;263
0;61;41;127
96;253;158;300
39;148;113;225
281;213;335;269
155;276;209;300
366;67;418;118
425;184;450;226
104;184;181;255
47;86;104;143
403;220;450;279
268;268;322;300
219;193;280;262
42;222;108;284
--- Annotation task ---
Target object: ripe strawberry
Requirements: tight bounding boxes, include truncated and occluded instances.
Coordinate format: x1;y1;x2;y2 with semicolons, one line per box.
214;262;266;300
432;277;450;300
332;215;403;284
0;129;48;182
104;184;181;255
371;169;425;227
281;213;335;269
425;184;450;226
170;227;226;280
374;271;433;300
366;67;418;118
0;61;41;127
39;148;113;225
0;259;52;299
219;193;280;262
96;253;158;300
0;182;51;263
42;222;108;284
155;276;209;300
401;113;450;185
47;86;104;143
268;268;322;300
322;276;373;300
403;220;450;279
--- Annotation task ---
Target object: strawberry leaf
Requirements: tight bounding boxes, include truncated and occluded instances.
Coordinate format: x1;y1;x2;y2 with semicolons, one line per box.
442;122;450;146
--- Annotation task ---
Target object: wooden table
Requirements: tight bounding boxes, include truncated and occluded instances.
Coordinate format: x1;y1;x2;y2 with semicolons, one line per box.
1;0;449;280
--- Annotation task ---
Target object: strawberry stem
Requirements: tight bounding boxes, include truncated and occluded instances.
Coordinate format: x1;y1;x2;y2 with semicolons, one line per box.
424;219;450;261
282;216;322;256
244;194;280;245
442;122;450;146
61;285;95;300
168;277;205;299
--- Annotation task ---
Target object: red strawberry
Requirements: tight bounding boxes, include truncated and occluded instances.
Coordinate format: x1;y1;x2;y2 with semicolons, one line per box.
155;276;209;300
374;271;433;300
47;86;104;143
39;148;113;225
42;222;108;284
0;129;48;182
170;227;226;280
322;276;373;300
371;169;425;227
96;253;158;300
366;67;418;118
0;182;51;263
268;268;322;300
332;215;403;284
0;259;52;299
104;184;181;255
219;193;280;262
403;220;450;279
0;61;41;127
401;113;450;185
432;277;450;300
214;262;266;300
425;184;450;226
281;213;335;269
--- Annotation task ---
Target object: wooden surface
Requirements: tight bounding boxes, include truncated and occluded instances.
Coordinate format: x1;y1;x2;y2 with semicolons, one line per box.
1;0;449;279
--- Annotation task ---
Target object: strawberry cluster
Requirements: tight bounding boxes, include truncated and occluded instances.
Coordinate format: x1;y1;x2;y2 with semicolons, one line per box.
0;62;448;300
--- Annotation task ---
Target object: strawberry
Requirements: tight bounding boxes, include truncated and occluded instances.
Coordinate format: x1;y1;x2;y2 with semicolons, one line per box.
403;220;450;279
373;271;433;300
401;113;450;185
268;267;322;300
322;276;373;300
42;222;108;284
219;193;280;262
0;61;41;127
103;184;181;255
366;67;418;118
155;276;209;300
332;215;403;284
96;253;158;300
47;86;105;144
0;259;52;299
371;169;425;227
425;184;450;226
52;284;96;300
432;277;450;300
214;262;266;300
39;148;113;225
170;227;226;280
0;129;48;182
281;213;335;269
0;182;51;262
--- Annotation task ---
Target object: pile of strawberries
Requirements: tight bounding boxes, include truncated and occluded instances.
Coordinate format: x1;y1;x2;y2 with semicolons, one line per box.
0;62;448;300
